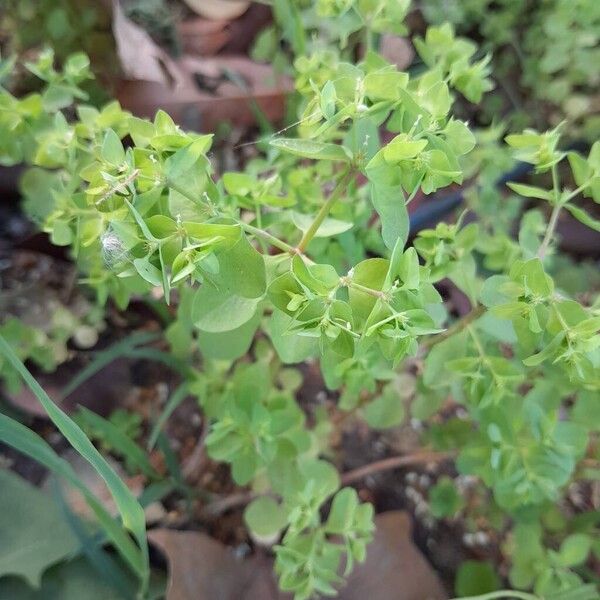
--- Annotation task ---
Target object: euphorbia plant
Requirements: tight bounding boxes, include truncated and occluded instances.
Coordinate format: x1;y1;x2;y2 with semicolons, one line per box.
1;4;599;599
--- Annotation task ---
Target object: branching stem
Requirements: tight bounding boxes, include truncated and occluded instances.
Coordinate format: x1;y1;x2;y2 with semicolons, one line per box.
421;305;485;350
240;222;296;254
537;163;562;261
340;451;453;486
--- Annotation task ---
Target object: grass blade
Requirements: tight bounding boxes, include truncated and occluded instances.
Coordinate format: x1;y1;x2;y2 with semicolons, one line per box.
52;479;136;599
147;383;189;450
0;334;149;596
77;407;159;479
0;412;145;582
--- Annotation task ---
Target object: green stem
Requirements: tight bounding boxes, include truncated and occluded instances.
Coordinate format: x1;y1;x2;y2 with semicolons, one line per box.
563;181;589;203
346;280;387;299
537;163;562;261
538;202;561;260
253;200;268;253
298;170;353;252
240;222;295;254
421;305;485;350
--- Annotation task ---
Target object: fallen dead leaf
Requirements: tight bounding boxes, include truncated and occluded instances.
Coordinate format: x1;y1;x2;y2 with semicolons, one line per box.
150;511;446;600
149;529;279;600
220;4;273;55
112;0;187;86
116;54;291;131
182;0;251;21
339;511;447;600
177;18;232;56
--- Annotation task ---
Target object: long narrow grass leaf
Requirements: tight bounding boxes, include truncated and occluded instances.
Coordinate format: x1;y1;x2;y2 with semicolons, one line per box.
52;479;136;599
147;383;188;450
77;407;158;479
0;335;149;595
0;412;145;580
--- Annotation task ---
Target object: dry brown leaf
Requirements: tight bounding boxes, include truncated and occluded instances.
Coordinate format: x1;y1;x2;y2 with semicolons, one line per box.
116;54;291;131
177;18;231;56
150;511;446;600
182;0;250;21
112;0;187;86
148;529;280;600
339;512;448;600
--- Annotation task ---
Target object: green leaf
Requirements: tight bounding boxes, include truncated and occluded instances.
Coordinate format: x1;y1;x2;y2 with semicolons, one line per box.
348;258;388;324
192;286;260;332
429;477;464;518
213;235;266;298
558;534;592;567
572;391;600;431
362;384;405;429
442;119;476;155
222;172;255;196
523;332;565;366
370;182;409;250
270;138;350;162
564;204;600;232
165;136;212;180
51;220;73;246
197;309;262;361
266;310;318;364
0;470;79;587
326;487;359;534
507;182;553;201
244;497;288;542
382;135;428;162
568;151;592;189
101;129;125;165
292;211;353;237
0;557;137;600
133;257;163;287
320;80;337;120
455;560;500;596
300;459;340;500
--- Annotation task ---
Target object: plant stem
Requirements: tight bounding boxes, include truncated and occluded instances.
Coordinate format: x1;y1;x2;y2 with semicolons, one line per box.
347;280;387;299
537;163;562;261
240;222;295;254
201;450;452;516
201;490;259;518
340;451;453;486
421;304;485;350
253;200;268;253
297;169;353;252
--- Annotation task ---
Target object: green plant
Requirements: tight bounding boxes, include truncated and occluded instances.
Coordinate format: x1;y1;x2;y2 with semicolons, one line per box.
419;0;600;138
1;4;599;598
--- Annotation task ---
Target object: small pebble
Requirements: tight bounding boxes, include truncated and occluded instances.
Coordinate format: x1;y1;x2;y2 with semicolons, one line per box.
419;474;431;488
405;471;418;484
